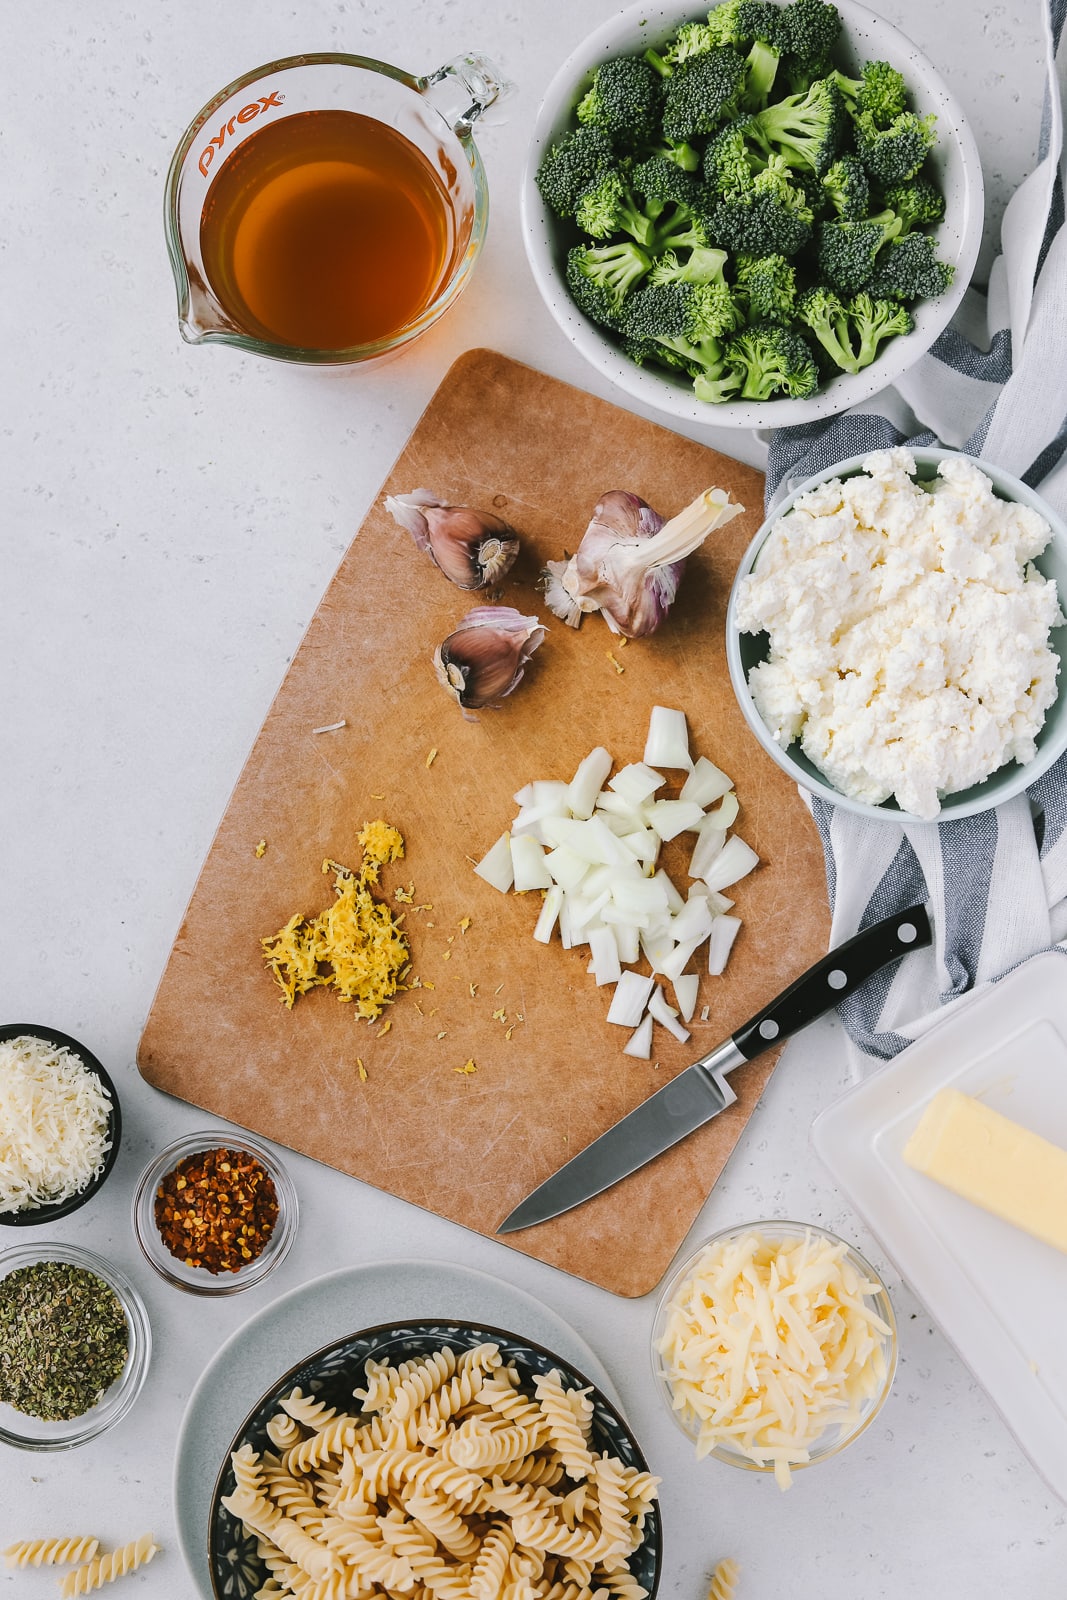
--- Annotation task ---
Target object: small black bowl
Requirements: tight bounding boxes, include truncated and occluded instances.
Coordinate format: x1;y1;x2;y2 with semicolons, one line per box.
0;1024;122;1226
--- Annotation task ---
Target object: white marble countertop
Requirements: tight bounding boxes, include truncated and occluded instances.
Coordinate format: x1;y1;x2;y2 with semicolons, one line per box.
3;1;1065;1595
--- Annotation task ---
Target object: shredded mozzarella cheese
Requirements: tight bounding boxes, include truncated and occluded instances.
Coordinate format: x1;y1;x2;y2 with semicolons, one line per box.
656;1229;892;1488
0;1036;113;1214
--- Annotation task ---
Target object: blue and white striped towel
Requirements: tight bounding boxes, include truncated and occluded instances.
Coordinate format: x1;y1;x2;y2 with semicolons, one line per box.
763;0;1067;1070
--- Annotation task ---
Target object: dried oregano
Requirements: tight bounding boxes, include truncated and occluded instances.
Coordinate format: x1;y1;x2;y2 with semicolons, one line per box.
0;1261;128;1420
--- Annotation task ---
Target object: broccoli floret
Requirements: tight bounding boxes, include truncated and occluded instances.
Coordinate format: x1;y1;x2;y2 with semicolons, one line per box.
868;231;954;299
709;157;815;256
575;166;658;246
832;60;909;127
742;39;782;111
849;291;914;363
703;0;789;49
723;322;820;397
748;78;844;176
565;241;653;331
630;156;718;250
796;284;862;370
735;253;798;322
703;121;763;195
854;107;937;182
780;0;842;66
536;126;616;218
644;136;702;171
817;210;902;292
623;281;740;380
662;20;718;66
662;49;748;138
648;244;730;285
821;154;869;219
883;175;945;232
576;56;664;142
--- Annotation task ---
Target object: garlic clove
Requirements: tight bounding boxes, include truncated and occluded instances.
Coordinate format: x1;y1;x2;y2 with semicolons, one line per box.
385;489;520;590
433;607;546;710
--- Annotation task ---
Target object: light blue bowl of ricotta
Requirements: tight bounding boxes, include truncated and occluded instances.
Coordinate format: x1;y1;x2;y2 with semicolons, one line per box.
726;448;1067;823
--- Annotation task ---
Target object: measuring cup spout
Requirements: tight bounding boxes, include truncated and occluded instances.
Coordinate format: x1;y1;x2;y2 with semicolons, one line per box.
421;52;511;136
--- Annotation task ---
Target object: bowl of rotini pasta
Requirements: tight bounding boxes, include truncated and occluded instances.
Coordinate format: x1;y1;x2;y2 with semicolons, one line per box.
207;1318;663;1600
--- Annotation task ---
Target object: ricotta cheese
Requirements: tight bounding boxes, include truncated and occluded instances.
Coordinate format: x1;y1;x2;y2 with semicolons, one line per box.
734;449;1063;819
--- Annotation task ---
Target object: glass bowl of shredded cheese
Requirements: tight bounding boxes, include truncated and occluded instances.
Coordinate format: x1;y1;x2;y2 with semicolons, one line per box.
651;1220;897;1487
0;1025;121;1227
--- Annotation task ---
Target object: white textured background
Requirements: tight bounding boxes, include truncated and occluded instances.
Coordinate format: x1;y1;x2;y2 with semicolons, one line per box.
2;2;1065;1595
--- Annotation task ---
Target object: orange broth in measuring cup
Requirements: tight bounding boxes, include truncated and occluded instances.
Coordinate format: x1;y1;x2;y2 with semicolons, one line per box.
199;108;454;351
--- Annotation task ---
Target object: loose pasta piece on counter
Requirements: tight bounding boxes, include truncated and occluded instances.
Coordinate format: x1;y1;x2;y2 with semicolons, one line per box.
709;1557;741;1599
58;1535;161;1596
4;1537;99;1568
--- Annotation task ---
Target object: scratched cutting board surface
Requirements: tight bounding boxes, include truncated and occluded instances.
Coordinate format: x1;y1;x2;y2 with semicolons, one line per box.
137;349;830;1297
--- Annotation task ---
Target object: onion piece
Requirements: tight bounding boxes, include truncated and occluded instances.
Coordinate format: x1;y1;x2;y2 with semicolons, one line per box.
708;914;742;975
654;869;686;916
611;877;670;918
643;706;693;770
570;888;613;932
704;791;740;832
623;1014;654;1059
589;925;622;986
595;790;645;825
567;747;613;820
542;815;629;866
673;973;700;1022
619;828;660;863
602;904;652;932
512;783;535;807
614;922;641;965
669;895;715;946
544;845;591;892
510;834;553;892
474;831;514;893
680;757;734;808
689;825;726;882
644;800;706;842
609;763;666;806
660;934;709;984
533;885;564;944
607;971;655;1027
701;835;760;893
648;985;690;1043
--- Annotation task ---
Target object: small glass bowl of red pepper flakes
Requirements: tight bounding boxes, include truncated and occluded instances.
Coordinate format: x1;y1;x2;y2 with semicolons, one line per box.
132;1131;297;1296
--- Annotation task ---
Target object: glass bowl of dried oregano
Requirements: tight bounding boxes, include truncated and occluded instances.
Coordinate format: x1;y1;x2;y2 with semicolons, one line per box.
0;1241;152;1450
133;1129;298;1296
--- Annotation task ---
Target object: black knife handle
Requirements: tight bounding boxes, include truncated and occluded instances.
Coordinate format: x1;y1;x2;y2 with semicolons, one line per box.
732;902;932;1062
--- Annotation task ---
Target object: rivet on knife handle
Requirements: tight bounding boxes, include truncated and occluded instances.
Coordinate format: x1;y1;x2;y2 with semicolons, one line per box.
732;902;932;1061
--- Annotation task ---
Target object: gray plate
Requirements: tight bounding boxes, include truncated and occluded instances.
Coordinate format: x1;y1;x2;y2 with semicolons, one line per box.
173;1257;621;1600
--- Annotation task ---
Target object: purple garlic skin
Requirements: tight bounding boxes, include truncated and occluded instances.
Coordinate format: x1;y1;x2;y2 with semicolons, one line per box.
385;489;520;590
433;606;546;711
543;490;679;639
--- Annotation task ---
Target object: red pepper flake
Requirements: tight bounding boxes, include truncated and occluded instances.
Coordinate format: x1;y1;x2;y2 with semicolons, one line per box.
153;1147;279;1274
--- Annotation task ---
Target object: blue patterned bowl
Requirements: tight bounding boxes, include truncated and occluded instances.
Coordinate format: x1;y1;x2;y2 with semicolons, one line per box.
208;1318;663;1600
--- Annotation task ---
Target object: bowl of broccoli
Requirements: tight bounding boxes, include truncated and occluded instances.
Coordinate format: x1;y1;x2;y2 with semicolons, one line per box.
522;0;983;426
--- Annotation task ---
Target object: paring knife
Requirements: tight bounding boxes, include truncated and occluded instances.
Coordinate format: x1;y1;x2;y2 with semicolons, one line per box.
497;902;932;1234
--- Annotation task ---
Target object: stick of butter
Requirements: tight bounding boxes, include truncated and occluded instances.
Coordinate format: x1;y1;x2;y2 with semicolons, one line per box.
903;1089;1067;1255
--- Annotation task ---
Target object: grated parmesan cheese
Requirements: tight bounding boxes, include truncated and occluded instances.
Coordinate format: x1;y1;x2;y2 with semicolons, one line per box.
0;1036;113;1214
656;1228;892;1488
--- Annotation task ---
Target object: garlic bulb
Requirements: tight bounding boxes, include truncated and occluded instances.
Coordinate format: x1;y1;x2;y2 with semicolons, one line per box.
543;487;744;638
385;489;520;590
434;607;546;710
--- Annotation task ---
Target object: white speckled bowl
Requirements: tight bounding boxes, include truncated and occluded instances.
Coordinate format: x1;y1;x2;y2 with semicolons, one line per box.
726;448;1067;821
522;0;984;428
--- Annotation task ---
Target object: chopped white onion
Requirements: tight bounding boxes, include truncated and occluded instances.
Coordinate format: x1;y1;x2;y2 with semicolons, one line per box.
567;747;613;820
643;706;693;770
474;832;514;893
611;876;670;918
623;1014;654;1059
614;922;641;965
644;799;706;841
669;895;715;946
594;790;643;824
571;888;613;932
700;835;760;893
660;934;708;984
704;791;740;831
588;925;622;987
533;885;564;944
654;869;686;916
609;763;666;806
607;971;655;1027
673;973;699;1022
679;756;734;808
648;985;691;1043
700;1004;711;1022
689;824;726;882
544;844;591;892
512;783;535;807
510;834;553;892
708;914;742;975
619;827;660;863
542;815;628;865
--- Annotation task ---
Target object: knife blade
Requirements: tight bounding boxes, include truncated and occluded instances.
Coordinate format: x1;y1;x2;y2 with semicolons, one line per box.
497;901;931;1234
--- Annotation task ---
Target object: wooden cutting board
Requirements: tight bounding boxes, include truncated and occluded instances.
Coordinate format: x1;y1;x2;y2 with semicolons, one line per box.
137;349;830;1297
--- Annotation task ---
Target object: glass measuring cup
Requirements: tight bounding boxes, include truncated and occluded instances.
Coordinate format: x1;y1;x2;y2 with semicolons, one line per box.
164;51;506;364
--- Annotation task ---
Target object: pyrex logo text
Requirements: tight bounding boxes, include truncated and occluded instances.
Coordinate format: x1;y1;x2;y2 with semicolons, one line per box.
198;92;284;176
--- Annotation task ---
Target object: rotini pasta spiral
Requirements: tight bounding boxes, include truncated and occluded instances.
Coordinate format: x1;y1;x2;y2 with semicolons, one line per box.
708;1557;740;1600
4;1537;99;1569
58;1535;160;1597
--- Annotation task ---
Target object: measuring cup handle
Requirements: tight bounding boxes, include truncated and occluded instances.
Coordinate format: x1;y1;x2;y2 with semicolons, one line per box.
422;52;511;135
